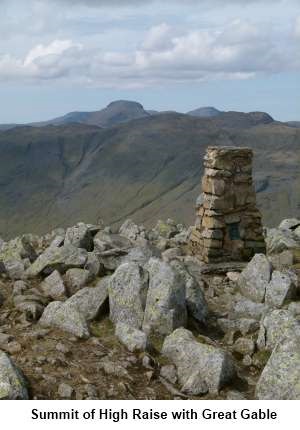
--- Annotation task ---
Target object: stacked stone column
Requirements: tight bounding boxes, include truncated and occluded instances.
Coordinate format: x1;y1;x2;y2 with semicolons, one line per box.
189;146;266;263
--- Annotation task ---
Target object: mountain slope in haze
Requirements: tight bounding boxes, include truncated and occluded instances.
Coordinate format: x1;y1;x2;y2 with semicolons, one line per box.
30;100;150;128
0;112;299;239
187;106;222;117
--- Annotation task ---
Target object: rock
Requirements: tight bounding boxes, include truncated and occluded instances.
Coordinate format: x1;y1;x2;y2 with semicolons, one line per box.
269;250;294;270
256;330;300;399
257;309;300;351
170;260;208;323
265;270;298;308
121;244;157;266
16;300;45;321
49;235;64;248
160;365;177;384
94;231;132;253
67;277;109;321
13;280;28;296
266;228;300;255
0;351;28;399
162;248;182;262
3;259;25;280
85;252;102;281
109;263;148;329
232;295;266;320
181;372;209;396
115;323;148;352
238;254;272;303
278;219;300;230
119;219;146;242
65;268;90;295
288;302;300;316
143;258;187;336
170;227;192;246
26;245;88;278
65;223;93;251
226;390;246;400
151;220;178;240
40;270;67;300
58;382;74;399
162;328;235;394
233;337;255;356
226;272;240;283
39;301;90;338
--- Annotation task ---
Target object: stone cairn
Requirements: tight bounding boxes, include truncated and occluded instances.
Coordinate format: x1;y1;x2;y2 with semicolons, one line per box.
189;146;266;263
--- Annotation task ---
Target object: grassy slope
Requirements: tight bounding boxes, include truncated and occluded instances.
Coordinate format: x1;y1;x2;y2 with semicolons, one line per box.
0;114;299;239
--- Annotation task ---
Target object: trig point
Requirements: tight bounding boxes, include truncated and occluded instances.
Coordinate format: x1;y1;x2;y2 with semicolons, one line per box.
189;146;266;263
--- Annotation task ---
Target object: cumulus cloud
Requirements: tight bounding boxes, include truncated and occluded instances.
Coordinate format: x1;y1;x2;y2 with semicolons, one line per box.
0;18;298;88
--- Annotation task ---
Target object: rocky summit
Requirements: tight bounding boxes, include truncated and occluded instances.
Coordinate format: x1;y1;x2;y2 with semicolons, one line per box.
0;209;300;400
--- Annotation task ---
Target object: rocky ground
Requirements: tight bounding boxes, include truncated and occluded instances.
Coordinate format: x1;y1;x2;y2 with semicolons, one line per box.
0;218;300;400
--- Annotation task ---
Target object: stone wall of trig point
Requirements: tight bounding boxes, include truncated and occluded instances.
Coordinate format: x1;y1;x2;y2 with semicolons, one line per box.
189;146;266;263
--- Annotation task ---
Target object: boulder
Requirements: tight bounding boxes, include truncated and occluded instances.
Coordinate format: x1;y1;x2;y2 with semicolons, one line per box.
94;231;131;253
256;330;300;399
64;223;93;251
232;294;267;320
265;270;298;308
0;351;28;399
65;268;90;296
266;228;300;255
3;259;25;280
67;277;109;321
39;301;90;338
238;254;272;303
109;263;148;329
142;258;187;336
115;323;148;352
162;328;235;394
40;270;67;300
170;260;208;323
121;244;157;266
85;252;102;281
150;219;179;240
278;218;300;230
25;245;88;278
119;219;146;242
257;309;300;351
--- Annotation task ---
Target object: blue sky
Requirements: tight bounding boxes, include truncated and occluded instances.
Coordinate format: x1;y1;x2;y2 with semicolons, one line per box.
0;0;299;122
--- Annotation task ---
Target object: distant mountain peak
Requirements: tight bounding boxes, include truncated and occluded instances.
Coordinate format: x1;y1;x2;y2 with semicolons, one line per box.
187;107;222;118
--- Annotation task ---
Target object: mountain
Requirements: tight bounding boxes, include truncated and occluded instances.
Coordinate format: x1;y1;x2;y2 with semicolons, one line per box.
286;121;300;128
0;112;299;239
187;106;222;118
30;100;150;128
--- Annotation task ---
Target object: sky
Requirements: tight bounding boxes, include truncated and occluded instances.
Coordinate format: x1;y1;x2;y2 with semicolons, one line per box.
0;0;299;123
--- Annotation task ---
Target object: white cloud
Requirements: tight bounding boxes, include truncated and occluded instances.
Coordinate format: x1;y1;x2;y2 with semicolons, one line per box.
0;16;298;88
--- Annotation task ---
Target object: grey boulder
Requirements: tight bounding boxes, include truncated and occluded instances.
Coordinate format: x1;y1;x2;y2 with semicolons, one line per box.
40;270;67;300
26;245;88;278
39;301;90;338
256;330;300;399
257;309;300;351
109;263;148;329
143;258;187;336
64;223;93;251
0;351;28;399
162;328;235;394
265;270;298;308
67;277;109;321
238;254;272;303
65;268;90;296
115;323;148;352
